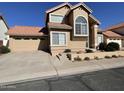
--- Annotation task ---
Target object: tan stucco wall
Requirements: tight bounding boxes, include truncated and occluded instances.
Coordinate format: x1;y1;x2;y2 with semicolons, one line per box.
73;7;88;21
49;6;70;23
90;25;99;48
70;7;89;42
9;37;48;52
50;31;87;56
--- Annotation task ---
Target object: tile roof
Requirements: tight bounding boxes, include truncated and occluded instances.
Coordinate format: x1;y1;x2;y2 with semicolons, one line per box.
7;26;48;36
48;22;72;30
105;22;124;31
103;31;122;38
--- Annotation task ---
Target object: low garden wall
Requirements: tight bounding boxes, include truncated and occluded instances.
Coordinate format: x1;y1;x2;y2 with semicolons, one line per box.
71;51;124;61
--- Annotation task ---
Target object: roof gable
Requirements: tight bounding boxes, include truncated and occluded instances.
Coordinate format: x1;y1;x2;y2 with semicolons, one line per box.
71;3;92;13
46;3;72;13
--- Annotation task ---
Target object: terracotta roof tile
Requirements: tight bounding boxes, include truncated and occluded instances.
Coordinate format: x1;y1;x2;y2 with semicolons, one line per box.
103;31;122;38
106;23;124;31
7;26;47;36
48;22;72;30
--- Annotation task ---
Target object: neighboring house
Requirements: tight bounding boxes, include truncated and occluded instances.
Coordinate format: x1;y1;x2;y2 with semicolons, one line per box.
103;23;124;48
0;15;9;46
7;2;101;56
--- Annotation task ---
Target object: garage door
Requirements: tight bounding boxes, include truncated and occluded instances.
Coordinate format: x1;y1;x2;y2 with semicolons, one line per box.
9;37;48;52
107;39;122;48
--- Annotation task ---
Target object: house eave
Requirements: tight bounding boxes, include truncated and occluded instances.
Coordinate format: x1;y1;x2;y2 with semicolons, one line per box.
89;14;101;25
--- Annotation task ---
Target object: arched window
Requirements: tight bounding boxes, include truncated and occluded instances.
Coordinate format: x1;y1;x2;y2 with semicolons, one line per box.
75;16;87;35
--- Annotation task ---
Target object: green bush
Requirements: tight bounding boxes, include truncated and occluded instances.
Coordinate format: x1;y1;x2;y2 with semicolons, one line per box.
64;49;71;53
0;46;11;54
105;42;120;51
74;56;82;61
66;54;71;60
85;49;93;53
99;42;107;51
84;57;90;61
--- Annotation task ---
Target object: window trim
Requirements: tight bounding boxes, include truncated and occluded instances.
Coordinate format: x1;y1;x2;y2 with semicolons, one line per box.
74;16;89;36
50;31;67;47
97;34;103;44
49;14;64;23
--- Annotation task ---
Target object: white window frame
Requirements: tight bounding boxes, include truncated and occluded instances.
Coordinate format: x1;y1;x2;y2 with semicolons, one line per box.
50;31;67;47
49;14;64;23
74;16;89;37
97;34;103;45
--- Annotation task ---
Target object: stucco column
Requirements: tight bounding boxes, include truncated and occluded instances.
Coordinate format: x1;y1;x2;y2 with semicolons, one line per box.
91;24;99;48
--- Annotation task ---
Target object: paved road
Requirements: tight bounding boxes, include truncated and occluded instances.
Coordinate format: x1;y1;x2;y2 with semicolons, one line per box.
1;67;124;91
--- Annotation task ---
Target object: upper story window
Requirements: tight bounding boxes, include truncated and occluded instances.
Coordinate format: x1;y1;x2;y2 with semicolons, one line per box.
50;14;64;23
75;16;88;36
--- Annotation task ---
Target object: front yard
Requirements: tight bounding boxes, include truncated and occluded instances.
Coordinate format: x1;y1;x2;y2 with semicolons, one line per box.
71;51;124;61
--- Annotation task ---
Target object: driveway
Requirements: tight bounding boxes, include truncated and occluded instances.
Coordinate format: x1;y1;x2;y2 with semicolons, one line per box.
0;51;57;85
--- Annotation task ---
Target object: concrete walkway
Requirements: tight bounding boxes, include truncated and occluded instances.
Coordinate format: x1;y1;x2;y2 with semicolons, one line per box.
0;51;124;85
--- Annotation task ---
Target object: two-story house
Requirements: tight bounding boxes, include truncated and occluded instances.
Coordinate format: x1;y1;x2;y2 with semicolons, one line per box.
46;3;100;55
7;3;100;56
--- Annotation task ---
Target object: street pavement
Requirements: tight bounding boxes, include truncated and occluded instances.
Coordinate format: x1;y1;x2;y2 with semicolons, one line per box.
1;67;124;91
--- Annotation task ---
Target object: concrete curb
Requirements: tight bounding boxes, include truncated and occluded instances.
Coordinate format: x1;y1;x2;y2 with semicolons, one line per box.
0;73;57;86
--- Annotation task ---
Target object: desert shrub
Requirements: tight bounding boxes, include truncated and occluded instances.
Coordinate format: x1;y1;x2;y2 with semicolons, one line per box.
58;53;62;56
64;49;71;53
76;51;82;54
118;55;124;57
56;55;60;60
94;56;99;60
84;57;90;61
74;56;82;61
112;55;118;58
104;55;111;59
99;42;107;51
105;42;120;51
66;54;71;60
0;46;10;54
85;49;93;53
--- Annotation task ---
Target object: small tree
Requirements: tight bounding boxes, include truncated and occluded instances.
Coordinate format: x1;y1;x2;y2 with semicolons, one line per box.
98;42;107;51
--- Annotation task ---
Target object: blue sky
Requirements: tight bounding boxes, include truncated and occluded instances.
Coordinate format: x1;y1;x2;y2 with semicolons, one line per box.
0;2;124;30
